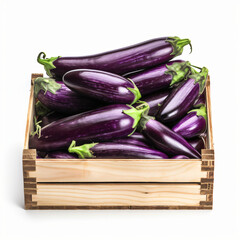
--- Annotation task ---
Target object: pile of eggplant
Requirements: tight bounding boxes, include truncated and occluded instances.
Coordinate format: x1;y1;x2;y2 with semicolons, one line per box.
30;36;208;159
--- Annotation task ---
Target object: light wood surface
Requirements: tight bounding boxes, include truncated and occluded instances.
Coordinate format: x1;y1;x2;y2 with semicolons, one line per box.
24;74;43;149
33;183;206;206
30;159;207;182
206;76;214;149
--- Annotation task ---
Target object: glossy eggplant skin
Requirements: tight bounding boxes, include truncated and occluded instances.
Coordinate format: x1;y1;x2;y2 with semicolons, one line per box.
141;118;201;158
46;151;78;159
126;132;150;144
84;143;168;159
171;155;189;159
37;81;101;115
156;78;199;123
172;112;206;139
193;90;206;108
127;60;183;96
41;112;67;127
188;137;205;153
30;105;138;152
142;90;169;116
38;37;191;79
112;138;149;148
63;69;140;104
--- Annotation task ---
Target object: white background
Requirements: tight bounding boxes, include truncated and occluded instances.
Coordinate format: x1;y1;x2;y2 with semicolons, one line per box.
0;0;240;239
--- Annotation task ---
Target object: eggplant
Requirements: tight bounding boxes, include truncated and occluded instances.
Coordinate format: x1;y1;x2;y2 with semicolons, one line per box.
193;90;206;108
63;69;141;104
171;155;189;159
127;61;191;96
46;151;77;159
68;141;168;159
29;104;149;152
35;101;51;117
156;67;208;123
172;105;207;139
35;77;102;115
188;137;205;153
124;132;150;145
37;37;192;79
113;132;151;147
112;138;149;148
141;90;169;116
41;112;67;127
138;116;201;158
37;151;47;158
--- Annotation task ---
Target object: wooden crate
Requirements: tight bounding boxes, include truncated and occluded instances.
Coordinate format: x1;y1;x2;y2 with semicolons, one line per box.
23;74;214;210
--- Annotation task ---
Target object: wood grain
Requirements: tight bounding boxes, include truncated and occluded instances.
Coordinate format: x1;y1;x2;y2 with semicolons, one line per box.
29;159;207;183
206;76;214;150
24;74;43;149
33;183;206;207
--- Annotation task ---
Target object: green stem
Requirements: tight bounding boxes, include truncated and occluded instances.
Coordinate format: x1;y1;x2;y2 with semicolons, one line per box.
190;64;202;70
166;37;192;56
123;102;149;130
127;78;142;105
189;67;208;95
34;77;61;97
35;101;52;117
30;117;42;138
138;114;154;132
37;52;60;77
165;61;192;86
188;105;207;122
68;141;98;159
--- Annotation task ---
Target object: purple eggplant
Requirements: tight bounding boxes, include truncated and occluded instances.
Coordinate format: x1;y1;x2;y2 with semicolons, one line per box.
112;138;149;148
172;105;207;139
34;77;102;115
68;141;168;159
193;90;206;108
46;151;78;159
141;90;169;116
171;155;189;159
127;61;191;96
188;137;205;153
139;116;201;158
37;37;192;79
113;132;151;147
63;69;141;104
29;104;149;152
156;67;208;123
41;112;67;127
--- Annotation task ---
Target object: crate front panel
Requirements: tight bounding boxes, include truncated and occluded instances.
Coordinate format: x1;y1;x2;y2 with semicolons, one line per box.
32;183;206;207
29;159;207;183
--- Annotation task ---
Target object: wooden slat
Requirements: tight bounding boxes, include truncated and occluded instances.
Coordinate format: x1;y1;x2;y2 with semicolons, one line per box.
206;76;214;150
24;74;43;149
29;159;207;183
33;183;206;207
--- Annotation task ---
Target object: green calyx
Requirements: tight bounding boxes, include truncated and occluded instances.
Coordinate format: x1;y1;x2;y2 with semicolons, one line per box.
30;117;42;138
188;105;207;121
138;114;154;132
127;78;142;105
35;101;52;117
189;66;208;95
37;52;60;77
166;36;192;56
34;77;62;97
165;61;192;86
68;141;98;159
123;102;149;131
